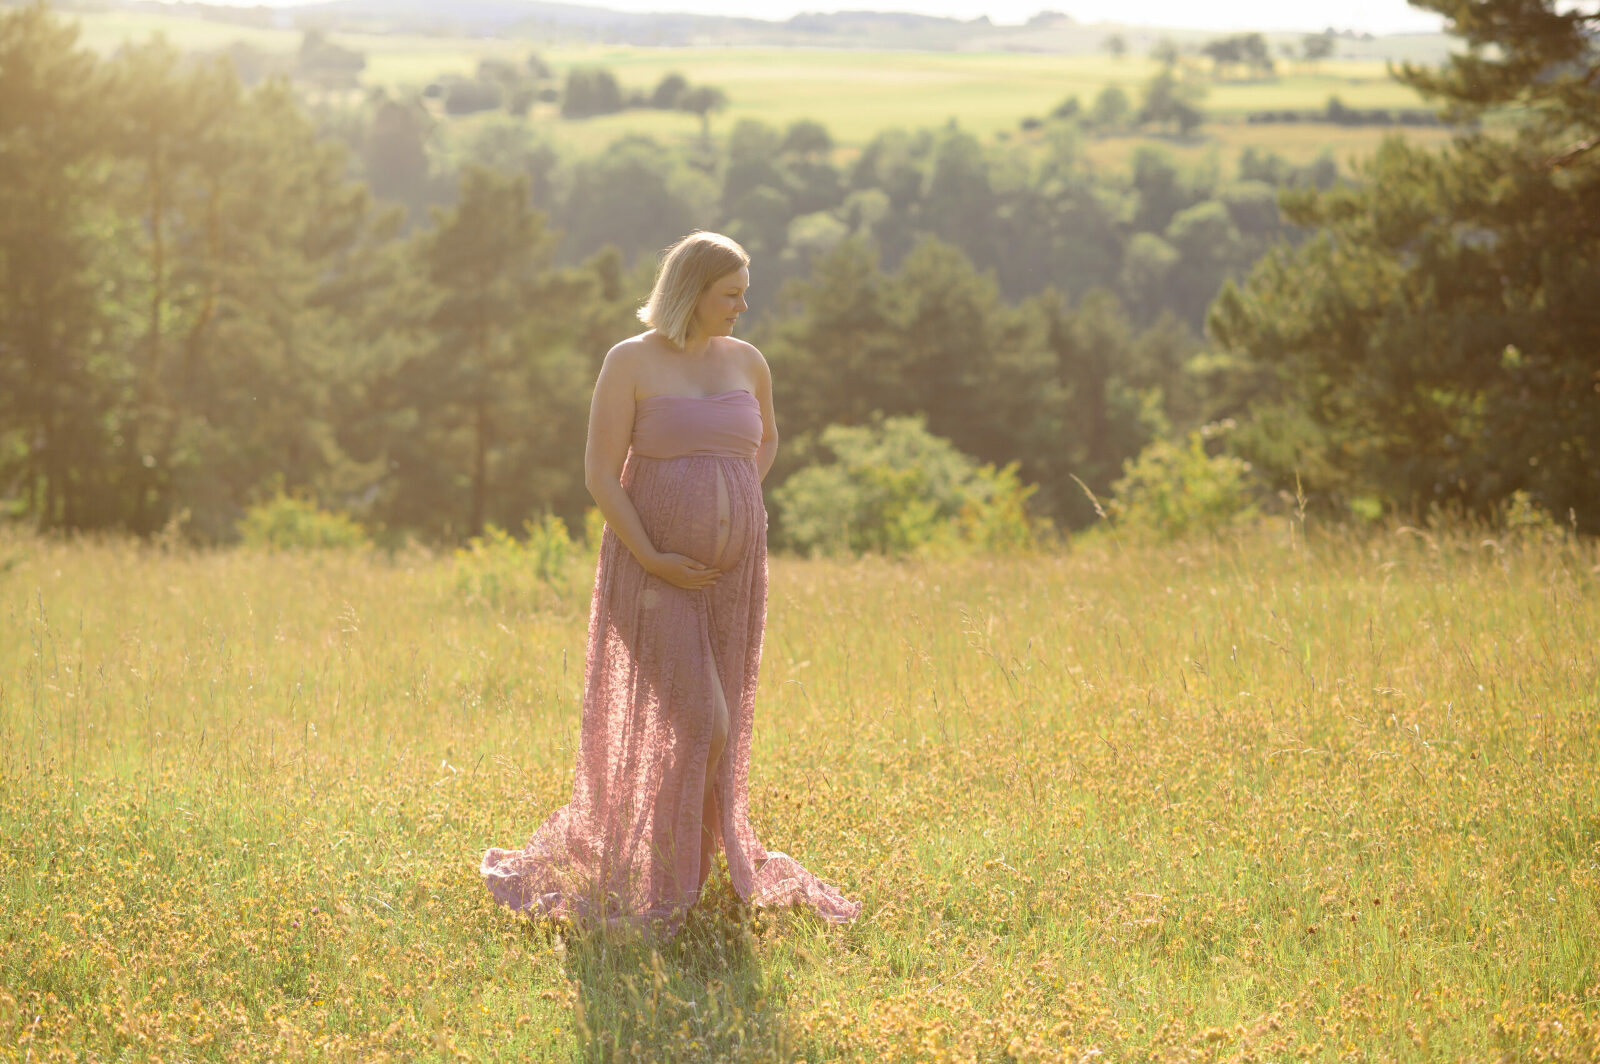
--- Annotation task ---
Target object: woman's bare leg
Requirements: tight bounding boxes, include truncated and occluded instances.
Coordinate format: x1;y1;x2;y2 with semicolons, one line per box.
699;462;735;895
699;672;731;894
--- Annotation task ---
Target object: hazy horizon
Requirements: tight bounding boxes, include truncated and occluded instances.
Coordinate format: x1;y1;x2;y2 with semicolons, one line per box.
150;0;1450;35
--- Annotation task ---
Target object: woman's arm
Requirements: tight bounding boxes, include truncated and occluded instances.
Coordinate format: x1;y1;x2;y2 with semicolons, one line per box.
749;346;780;482
583;345;720;590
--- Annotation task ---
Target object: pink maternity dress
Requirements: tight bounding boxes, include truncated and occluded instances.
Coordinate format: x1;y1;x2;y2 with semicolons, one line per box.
481;389;860;930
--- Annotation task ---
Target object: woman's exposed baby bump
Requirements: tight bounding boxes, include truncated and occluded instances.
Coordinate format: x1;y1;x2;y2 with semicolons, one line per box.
702;461;761;569
628;455;764;573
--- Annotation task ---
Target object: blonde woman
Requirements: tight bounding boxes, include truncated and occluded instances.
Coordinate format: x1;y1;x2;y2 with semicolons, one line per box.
482;232;860;932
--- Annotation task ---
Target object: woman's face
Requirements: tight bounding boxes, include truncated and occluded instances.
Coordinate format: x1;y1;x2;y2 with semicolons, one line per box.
691;266;750;340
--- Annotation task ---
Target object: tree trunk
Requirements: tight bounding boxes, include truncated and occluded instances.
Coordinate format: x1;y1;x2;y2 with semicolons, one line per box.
41;409;57;529
134;150;167;535
470;327;490;538
184;176;223;402
471;392;488;539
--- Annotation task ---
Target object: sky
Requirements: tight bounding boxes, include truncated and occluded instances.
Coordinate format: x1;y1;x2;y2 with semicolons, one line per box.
184;1;1450;35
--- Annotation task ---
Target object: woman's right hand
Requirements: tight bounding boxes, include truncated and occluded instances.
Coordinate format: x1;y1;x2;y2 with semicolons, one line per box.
647;552;721;590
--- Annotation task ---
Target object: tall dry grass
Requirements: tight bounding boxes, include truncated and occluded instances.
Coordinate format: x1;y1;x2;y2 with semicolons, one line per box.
1;519;1596;1061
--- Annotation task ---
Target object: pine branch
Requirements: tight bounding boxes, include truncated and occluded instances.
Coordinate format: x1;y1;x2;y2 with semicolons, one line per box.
1547;134;1600;168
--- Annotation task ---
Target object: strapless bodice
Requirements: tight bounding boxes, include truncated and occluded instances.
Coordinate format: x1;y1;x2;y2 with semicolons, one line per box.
629;390;761;460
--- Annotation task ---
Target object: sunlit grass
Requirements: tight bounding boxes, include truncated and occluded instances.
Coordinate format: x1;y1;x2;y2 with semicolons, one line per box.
2;519;1596;1060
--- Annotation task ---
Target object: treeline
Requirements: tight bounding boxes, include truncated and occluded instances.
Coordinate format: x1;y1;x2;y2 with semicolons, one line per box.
298;33;1330;335
227;35;726;127
1041;65;1208;137
1198;32;1278;80
0;6;1197;544
3;1;1595;542
757;239;1197;529
346;93;1335;338
1247;96;1441;127
558;67;728;129
1211;0;1599;531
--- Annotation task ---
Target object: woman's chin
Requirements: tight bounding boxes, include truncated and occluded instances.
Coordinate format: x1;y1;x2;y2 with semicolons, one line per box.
689;320;738;341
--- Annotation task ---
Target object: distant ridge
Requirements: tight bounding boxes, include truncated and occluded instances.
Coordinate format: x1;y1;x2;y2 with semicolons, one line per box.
272;0;994;45
120;0;1456;57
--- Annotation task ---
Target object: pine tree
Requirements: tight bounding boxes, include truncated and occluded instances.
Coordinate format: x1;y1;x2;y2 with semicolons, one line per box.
0;6;112;528
101;43;384;537
759;237;901;440
102;39;244;531
1209;0;1600;527
402;166;572;538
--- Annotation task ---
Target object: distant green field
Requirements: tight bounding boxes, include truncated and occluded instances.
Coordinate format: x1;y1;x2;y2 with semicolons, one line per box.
69;9;297;53
70;8;1437;165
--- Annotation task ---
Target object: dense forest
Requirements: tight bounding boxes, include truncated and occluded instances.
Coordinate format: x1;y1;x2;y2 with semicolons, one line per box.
1;0;1595;544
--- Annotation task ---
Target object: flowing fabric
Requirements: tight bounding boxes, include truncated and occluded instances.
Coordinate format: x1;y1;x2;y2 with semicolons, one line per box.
481;389;861;931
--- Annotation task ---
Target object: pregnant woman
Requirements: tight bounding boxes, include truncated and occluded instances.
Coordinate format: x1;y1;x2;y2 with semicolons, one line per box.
481;231;860;932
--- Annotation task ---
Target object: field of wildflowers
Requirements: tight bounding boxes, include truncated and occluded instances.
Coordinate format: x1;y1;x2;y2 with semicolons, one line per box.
2;521;1596;1061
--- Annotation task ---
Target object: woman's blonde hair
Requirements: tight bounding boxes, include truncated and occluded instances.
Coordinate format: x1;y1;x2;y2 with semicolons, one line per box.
637;231;750;347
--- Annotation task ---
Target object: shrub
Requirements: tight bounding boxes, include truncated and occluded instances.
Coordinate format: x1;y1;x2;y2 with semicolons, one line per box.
561;67;624;118
1500;489;1567;545
443;77;502;115
452;515;576;609
583;506;606;556
1107;422;1258;540
775;416;1044;556
507;86;538;117
1088;84;1132;129
959;461;1043;552
237;492;371;551
649;72;688;109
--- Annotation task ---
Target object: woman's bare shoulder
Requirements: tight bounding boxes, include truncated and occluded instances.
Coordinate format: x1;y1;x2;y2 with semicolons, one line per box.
604;331;658;365
598;332;661;384
717;336;767;369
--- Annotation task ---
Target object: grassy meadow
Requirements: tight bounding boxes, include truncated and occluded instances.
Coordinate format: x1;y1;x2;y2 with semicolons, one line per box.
2;520;1597;1061
67;7;1445;165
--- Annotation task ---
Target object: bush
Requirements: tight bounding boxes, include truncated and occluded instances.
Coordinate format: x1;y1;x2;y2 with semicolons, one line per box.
1500;490;1567;545
507;86;538;117
443;77;503;115
1088;84;1131;129
452;515;576;609
296;29;365;89
237;492;371;551
959;461;1044;552
583;506;606;556
774;416;1044;556
1107;422;1257;540
561;67;624;118
649;72;688;109
1051;95;1081;121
